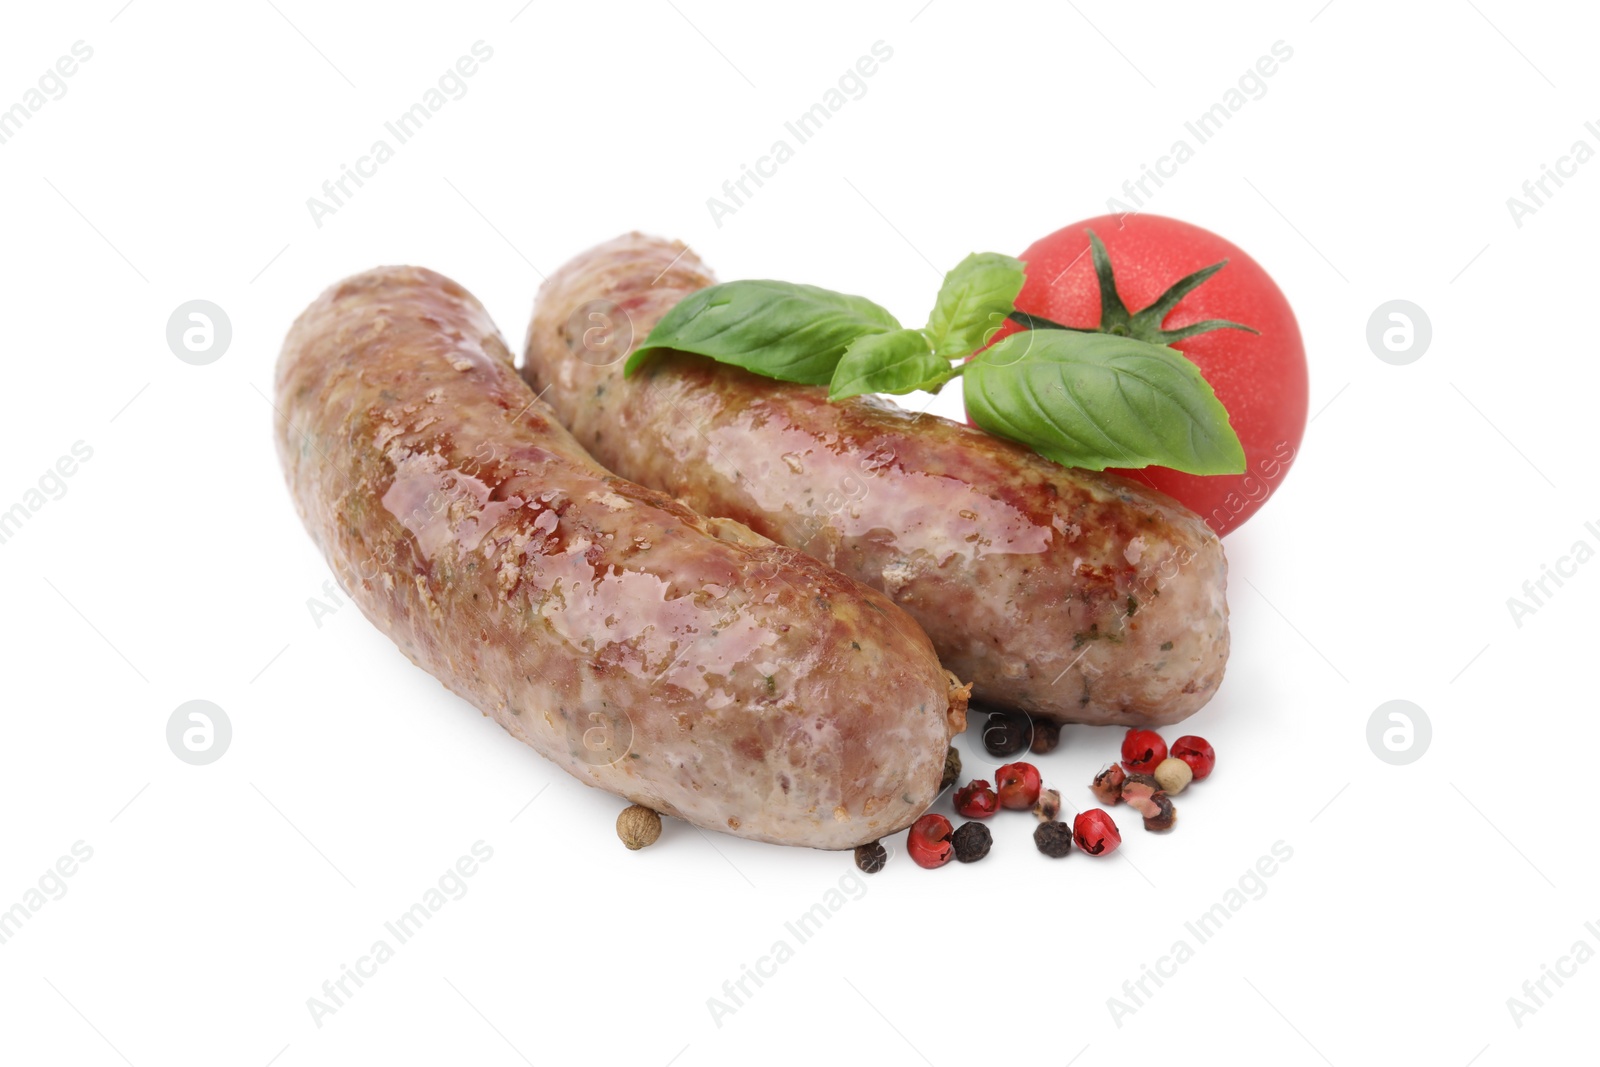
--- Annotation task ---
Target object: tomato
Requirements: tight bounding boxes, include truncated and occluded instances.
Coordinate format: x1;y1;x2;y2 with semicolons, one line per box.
975;214;1307;536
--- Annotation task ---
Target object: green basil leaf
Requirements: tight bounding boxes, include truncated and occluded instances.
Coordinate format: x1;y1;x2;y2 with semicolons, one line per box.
923;252;1026;359
963;330;1246;474
828;329;952;400
624;280;900;384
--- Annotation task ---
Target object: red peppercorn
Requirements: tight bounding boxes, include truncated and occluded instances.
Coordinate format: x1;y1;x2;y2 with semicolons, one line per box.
1073;809;1122;856
1120;729;1168;775
1119;773;1162;817
1090;763;1126;805
1142;792;1177;832
953;779;1000;819
1171;735;1215;781
907;814;954;869
995;762;1043;809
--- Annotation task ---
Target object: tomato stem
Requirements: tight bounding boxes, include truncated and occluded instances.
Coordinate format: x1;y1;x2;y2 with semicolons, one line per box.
1007;310;1094;334
1014;230;1260;346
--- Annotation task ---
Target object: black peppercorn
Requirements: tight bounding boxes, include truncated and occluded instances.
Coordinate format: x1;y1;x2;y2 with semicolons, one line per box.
940;746;961;793
854;841;888;873
952;821;991;863
1034;820;1074;858
1029;719;1061;755
982;711;1031;758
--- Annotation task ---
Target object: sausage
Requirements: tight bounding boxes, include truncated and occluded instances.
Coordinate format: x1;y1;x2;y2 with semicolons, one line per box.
274;266;966;849
522;234;1229;727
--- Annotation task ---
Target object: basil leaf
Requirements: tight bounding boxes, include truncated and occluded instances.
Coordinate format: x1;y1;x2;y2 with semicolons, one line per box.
923;252;1026;359
963;330;1246;474
828;329;952;400
624;280;900;384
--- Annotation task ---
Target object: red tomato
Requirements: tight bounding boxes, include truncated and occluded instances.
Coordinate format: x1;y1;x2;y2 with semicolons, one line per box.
976;214;1307;536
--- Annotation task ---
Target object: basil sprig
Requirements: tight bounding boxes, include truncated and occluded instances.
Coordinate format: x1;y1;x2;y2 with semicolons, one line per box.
922;252;1027;359
624;280;898;384
828;329;951;401
623;239;1248;475
965;330;1246;474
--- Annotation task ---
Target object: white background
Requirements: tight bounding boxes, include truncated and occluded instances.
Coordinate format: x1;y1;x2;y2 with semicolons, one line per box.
1;1;1595;1064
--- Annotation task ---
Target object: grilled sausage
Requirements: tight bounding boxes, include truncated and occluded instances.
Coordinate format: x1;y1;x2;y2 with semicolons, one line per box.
522;234;1229;726
275;266;965;849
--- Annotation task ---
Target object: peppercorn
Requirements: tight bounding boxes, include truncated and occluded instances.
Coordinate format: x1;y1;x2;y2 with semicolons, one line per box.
1029;719;1061;755
854;840;888;874
616;804;662;850
1120;773;1162;817
1153;757;1193;795
1034;820;1075;858
1072;809;1122;856
1171;735;1216;781
940;746;962;793
1120;728;1168;774
1143;792;1177;832
1033;788;1062;822
995;761;1043;809
952;821;992;863
1090;763;1127;805
982;710;1031;757
954;779;1000;819
907;814;954;869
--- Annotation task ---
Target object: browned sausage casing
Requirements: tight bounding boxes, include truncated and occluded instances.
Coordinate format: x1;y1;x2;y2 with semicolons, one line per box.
522;235;1229;726
275;266;964;849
